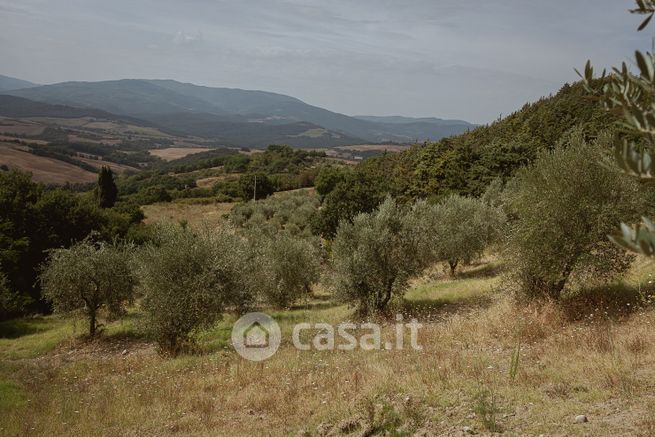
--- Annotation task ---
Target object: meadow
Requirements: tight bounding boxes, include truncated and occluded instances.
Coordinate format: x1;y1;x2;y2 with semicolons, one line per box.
2;257;654;436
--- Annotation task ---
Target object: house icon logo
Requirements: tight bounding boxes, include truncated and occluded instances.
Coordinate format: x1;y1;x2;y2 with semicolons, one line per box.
231;312;281;361
244;322;269;348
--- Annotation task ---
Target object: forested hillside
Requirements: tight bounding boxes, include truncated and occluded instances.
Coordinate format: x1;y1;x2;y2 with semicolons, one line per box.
360;81;613;199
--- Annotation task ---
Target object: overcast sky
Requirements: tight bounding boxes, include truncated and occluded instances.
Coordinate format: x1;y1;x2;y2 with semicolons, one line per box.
0;0;650;123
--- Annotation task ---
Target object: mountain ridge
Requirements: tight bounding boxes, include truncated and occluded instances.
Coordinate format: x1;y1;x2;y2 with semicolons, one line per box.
0;74;39;92
3;75;475;145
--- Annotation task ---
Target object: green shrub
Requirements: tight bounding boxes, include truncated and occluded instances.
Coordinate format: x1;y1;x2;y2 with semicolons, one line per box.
0;272;25;320
238;173;274;200
171;187;213;199
311;171;385;239
314;165;351;196
0;170;121;312
132;185;172;204
212;178;242;199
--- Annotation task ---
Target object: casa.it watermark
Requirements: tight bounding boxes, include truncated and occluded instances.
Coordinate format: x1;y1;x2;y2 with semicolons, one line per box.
231;312;422;361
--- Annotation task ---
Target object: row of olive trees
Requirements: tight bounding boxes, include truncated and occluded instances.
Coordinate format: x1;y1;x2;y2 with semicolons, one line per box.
39;225;322;354
331;195;505;315
330;131;647;313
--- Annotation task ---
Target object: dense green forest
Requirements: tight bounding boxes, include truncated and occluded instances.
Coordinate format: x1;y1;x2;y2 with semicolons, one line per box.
367;81;613;199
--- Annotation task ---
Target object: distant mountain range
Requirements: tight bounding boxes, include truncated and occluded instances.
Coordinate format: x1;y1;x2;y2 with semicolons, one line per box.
0;75;476;147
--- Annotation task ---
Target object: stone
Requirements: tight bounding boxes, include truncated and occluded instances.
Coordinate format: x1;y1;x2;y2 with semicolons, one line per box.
574;415;588;423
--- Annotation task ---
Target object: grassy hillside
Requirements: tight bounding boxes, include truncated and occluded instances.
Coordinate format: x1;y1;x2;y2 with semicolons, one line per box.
2;258;654;436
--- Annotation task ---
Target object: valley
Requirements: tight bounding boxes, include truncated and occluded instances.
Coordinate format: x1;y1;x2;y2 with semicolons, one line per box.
2;2;655;436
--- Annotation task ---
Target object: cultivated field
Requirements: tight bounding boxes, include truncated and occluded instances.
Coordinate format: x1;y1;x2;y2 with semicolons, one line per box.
0;119;45;136
2;258;654;436
0;143;97;184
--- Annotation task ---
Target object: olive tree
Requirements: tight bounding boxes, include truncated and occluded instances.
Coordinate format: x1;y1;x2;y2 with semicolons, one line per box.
504;135;643;299
255;232;322;308
40;240;136;336
331;197;428;315
138;225;252;354
417;194;505;276
578;1;655;255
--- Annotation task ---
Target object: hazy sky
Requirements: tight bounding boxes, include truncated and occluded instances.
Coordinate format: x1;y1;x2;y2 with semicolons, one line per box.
0;0;650;123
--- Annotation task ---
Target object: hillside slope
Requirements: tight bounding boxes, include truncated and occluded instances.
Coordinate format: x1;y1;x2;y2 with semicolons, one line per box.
357;81;613;198
0;74;38;92
0;95;149;124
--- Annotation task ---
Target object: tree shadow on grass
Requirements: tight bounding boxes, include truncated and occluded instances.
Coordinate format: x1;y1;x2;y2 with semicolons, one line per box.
560;282;653;322
399;293;495;320
456;262;505;280
290;300;341;311
0;317;53;339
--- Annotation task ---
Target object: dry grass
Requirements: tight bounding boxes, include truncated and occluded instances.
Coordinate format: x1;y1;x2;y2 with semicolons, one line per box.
195;175;228;188
142;202;235;228
0;143;97;184
0;119;45;136
148;147;212;161
2;261;655;436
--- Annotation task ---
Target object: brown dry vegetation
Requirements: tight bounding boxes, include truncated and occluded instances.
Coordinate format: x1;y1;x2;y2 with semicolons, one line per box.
148;147;212;161
2;259;655;436
195;175;228;188
142;202;235;228
0;143;97;184
0;119;45;136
